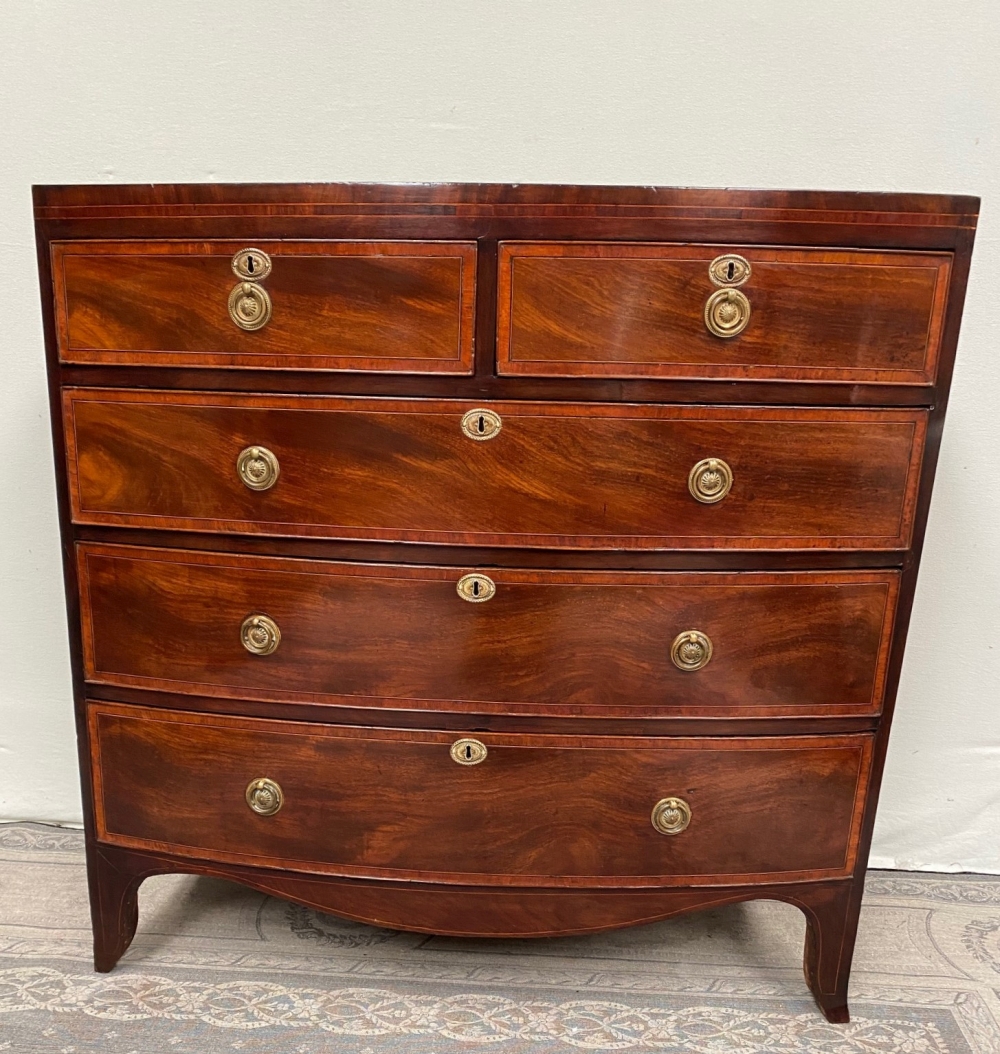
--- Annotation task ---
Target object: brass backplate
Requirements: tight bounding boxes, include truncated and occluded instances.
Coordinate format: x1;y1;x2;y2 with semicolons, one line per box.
456;573;496;603
246;777;283;816
228;282;272;331
237;445;280;491
704;287;751;339
708;253;751;287
241;614;281;656
231;247;273;281
450;738;488;765
460;408;502;441
651;797;692;835
670;630;713;672
688;457;733;504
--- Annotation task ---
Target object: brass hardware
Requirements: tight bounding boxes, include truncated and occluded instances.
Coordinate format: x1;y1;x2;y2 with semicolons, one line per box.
461;408;502;441
231;247;272;281
651;797;692;836
237;445;280;491
704;287;750;339
241;614;281;656
688;457;733;504
228;282;272;331
246;777;283;816
456;573;496;603
671;630;713;672
450;738;488;766
708;253;751;287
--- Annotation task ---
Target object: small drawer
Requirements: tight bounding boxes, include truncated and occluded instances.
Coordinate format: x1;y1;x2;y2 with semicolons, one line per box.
497;242;951;384
64;390;927;551
89;701;873;886
78;544;900;719
52;240;477;373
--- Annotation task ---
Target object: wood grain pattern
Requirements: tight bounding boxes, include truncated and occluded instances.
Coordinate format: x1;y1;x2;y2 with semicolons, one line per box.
89;701;872;886
64;389;927;550
78;543;900;719
498;243;951;384
53;240;476;373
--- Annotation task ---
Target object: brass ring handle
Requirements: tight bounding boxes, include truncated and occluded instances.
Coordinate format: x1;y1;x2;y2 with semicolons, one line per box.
688;457;733;504
450;738;488;765
231;247;272;281
241;614;281;656
246;777;283;816
461;408;502;441
671;630;713;672
651;797;692;836
457;573;496;603
704;287;750;339
228;282;272;331
237;446;280;491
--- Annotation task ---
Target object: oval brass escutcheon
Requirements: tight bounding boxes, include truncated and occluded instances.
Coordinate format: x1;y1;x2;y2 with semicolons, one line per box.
228;282;272;331
231;247;273;281
670;630;713;672
704;287;751;339
450;738;488;766
246;777;283;816
241;614;281;656
708;253;751;287
651;796;692;836
456;573;496;603
688;457;733;504
460;408;502;441
237;445;280;491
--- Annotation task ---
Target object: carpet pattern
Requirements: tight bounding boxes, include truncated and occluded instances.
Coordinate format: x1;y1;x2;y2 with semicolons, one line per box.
2;823;1000;1052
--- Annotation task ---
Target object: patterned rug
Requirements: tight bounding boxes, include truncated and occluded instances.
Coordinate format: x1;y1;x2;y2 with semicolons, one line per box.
2;824;1000;1052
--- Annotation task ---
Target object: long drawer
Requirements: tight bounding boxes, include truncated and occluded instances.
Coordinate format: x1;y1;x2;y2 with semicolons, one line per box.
89;701;873;886
52;240;477;373
64;390;927;551
498;242;951;384
78;544;899;719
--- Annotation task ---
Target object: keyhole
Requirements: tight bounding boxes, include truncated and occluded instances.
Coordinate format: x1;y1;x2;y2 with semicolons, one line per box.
726;261;735;281
478;415;485;434
247;255;256;275
472;580;480;597
465;744;473;760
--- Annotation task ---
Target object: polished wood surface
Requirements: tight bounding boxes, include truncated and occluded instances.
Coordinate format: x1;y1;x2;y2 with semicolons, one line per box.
79;544;899;719
53;240;477;372
89;701;872;886
35;182;980;1024
498;243;950;383
65;389;927;550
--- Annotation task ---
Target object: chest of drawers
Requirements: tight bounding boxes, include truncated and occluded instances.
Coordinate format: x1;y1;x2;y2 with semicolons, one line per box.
34;183;978;1023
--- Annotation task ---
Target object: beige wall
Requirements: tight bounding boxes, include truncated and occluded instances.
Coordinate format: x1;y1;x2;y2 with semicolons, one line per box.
1;0;997;870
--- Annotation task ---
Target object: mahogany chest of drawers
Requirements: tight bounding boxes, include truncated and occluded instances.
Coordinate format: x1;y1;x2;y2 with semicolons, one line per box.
34;183;978;1022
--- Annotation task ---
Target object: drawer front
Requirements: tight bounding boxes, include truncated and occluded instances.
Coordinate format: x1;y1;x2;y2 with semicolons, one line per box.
79;544;899;719
89;702;873;886
53;240;477;373
65;390;927;551
498;242;951;383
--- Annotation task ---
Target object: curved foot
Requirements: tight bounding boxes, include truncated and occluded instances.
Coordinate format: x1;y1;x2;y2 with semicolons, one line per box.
88;844;151;972
799;881;859;1023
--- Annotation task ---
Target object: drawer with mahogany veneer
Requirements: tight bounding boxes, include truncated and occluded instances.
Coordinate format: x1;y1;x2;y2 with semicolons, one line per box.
79;544;899;719
498;242;951;383
52;241;477;372
64;389;927;551
89;701;873;887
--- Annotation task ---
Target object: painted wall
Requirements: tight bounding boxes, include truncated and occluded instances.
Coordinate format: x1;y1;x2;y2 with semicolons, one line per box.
1;0;997;871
